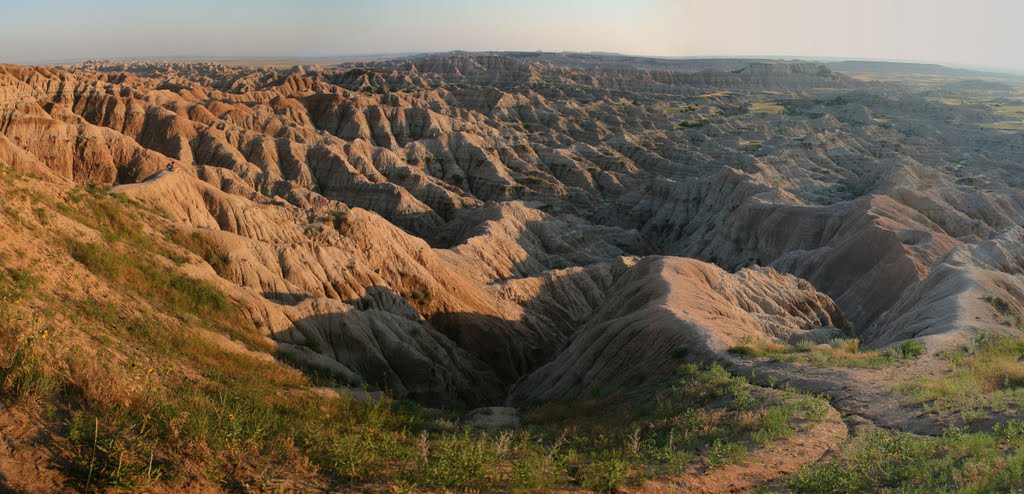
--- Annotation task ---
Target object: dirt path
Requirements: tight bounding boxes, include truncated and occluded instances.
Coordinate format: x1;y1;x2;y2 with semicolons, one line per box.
626;395;847;494
0;403;72;493
722;356;954;436
627;355;955;493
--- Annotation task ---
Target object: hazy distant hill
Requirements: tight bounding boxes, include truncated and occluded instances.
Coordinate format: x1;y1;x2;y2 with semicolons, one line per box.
825;60;993;77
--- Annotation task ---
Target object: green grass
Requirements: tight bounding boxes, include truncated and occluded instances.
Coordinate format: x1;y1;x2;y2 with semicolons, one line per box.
787;425;1024;493
748;102;786;115
894;333;1024;419
0;262;39;304
982;294;1024;330
728;338;924;368
64;236;265;354
57;187;169;254
518;363;831;490
0;262;58;401
739;141;764;154
168;230;231;273
979;121;1024;131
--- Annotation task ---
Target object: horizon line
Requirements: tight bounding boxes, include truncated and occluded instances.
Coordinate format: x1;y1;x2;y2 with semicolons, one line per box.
5;50;1023;77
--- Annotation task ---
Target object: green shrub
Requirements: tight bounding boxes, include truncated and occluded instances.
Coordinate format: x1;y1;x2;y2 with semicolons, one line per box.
887;340;926;359
830;338;860;353
510;450;563;493
578;457;629;492
898;333;1024;412
707;439;747;467
415;431;495;490
727;345;759;356
753;406;794;444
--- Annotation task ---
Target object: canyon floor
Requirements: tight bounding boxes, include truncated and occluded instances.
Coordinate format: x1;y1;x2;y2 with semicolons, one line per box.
2;53;1024;492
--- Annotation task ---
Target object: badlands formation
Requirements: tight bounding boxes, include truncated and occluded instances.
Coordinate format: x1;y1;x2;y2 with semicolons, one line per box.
3;52;1024;491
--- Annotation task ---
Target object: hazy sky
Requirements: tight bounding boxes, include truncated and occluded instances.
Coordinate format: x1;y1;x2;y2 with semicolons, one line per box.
2;0;1021;71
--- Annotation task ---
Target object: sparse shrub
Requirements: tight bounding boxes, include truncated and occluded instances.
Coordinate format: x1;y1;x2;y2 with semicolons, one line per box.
728;345;759;356
830;338;860;353
753;406;794;444
739;142;763;153
510;450;563;493
0;265;38;303
579;457;630;492
707;439;747;467
983;294;1024;330
57;187;165;253
887;340;926;360
994;419;1024;440
795;395;831;422
415;431;495;491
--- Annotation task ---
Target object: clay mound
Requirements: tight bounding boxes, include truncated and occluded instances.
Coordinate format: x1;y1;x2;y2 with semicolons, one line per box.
509;256;846;403
437;200;639;282
866;227;1024;348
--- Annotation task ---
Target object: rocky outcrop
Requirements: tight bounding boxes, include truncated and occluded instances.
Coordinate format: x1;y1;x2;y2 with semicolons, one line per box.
509;256;846;403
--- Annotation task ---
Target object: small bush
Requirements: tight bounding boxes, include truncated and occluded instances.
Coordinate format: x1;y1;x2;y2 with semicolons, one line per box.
578;457;630;492
887;340;926;359
510;450;563;493
830;338;860;353
727;345;759;356
752;406;795;444
706;439;747;467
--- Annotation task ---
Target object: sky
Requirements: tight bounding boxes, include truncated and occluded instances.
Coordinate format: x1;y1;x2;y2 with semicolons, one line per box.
2;0;1022;71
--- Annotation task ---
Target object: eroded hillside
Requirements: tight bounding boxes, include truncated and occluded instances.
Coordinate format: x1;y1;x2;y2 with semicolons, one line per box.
4;53;1024;492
